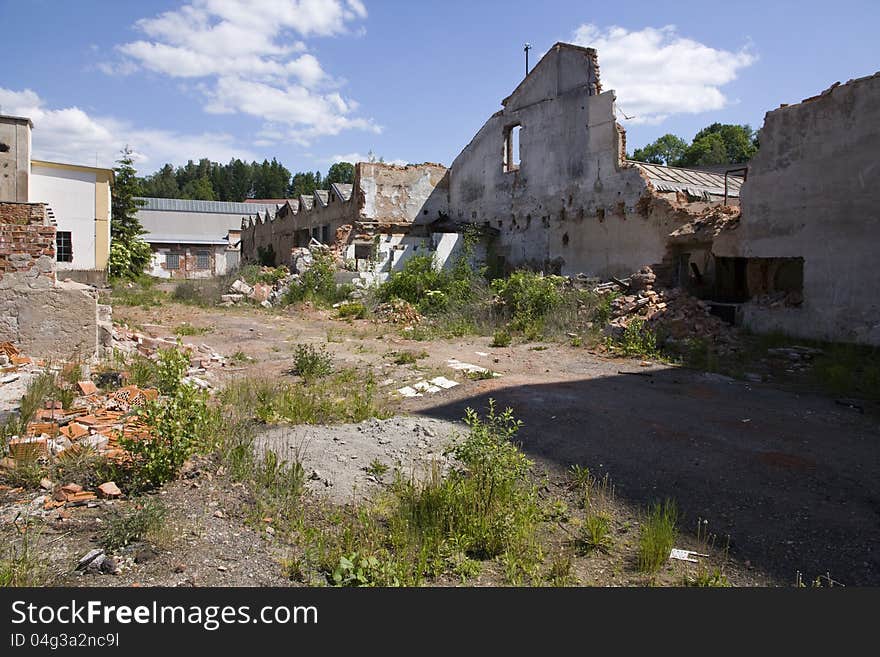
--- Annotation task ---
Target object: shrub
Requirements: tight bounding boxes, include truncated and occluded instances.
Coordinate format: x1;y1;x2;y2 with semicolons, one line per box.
337;302;366;319
491;329;512;347
491;271;565;335
292;343;333;380
378;253;476;315
637;499;678;573
616;318;659;358
156;345;191;395
101;499;168;552
122;383;213;491
283;251;344;306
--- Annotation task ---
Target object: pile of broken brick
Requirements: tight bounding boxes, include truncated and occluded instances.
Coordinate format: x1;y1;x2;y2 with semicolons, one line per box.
585;266;738;347
374;299;422;325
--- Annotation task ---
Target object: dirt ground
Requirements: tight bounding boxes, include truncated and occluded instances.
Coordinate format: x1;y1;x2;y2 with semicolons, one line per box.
99;300;880;586
4;298;877;587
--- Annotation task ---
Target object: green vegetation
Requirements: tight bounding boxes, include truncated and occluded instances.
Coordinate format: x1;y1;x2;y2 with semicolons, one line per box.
138;157;356;202
392;350;428;365
491;328;512;348
337;302;367;320
110;277;166;308
220;369;387;426
101;499;168;552
109;147;151;280
632;123;758;168
291;343;334;380
637;499;678;574
283;251;350;306
173;322;212;336
0;517;46;587
610;317;660;359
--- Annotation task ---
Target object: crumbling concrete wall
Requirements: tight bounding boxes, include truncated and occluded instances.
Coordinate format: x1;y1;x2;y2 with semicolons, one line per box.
444;43;693;278
241;189;357;267
714;72;880;345
0;202;100;359
356;162;448;226
0;116;31;203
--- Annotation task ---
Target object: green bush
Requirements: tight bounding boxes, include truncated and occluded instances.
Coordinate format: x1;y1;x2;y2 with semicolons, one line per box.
615;318;660;358
122;383;213;491
390;401;539;561
283;251;345;306
291;343;333;380
337;302;366;319
101;499;168;552
491;271;565;335
156;345;191;395
491;329;512;347
378;253;476;315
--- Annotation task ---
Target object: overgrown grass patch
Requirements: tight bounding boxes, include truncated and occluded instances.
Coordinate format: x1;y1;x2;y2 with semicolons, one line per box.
637;499;678;573
110;277;166;308
101;499;168;552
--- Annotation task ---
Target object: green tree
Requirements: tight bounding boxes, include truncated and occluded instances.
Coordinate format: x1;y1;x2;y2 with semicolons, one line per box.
290;171;318;197
109;146;152;280
326;161;354;186
180;175;215;200
140;163;179;198
679;123;757;167
631;133;688;166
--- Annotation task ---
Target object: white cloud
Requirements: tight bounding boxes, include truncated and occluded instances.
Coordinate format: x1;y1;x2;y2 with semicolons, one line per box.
572;24;756;124
328;152;407;166
108;0;374;144
0;87;257;170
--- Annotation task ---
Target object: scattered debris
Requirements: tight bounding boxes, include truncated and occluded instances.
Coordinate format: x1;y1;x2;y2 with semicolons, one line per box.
669;548;709;563
375;299;422;325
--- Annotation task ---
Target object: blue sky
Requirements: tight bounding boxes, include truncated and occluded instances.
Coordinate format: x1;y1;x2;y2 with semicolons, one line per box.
0;0;877;176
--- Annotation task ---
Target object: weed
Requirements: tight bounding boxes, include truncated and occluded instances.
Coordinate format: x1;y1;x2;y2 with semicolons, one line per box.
637;499;678;573
685;567;731;587
492;271;565;335
570;335;583;347
173;323;212;336
365;459;389;478
284;251;347;307
331;552;400;587
109;277;166;309
101;499;168;552
393;350;428;365
0;515;46;586
546;550;576;586
606;318;660;359
466;369;497;381
51;445;110;489
229;350;254;365
491;329;512;348
292;343;333;380
337;302;366;320
568;464;593;491
578;512;613;554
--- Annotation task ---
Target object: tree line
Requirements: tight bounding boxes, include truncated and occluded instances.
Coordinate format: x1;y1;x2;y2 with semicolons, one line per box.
137;158;356;202
630;123;758;168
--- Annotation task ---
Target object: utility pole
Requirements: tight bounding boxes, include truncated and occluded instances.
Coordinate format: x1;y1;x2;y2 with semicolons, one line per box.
524;43;531;77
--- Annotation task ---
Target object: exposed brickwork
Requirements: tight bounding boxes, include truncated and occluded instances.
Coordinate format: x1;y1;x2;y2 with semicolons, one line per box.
0;202;55;283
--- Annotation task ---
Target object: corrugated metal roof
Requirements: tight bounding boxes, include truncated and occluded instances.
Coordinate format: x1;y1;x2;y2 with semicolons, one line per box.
136;197;280;215
629;161;742;199
146;234;230;245
332;183;353;201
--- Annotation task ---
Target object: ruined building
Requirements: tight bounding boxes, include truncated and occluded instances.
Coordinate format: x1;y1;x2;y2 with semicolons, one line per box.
0;115;108;359
241;43;879;346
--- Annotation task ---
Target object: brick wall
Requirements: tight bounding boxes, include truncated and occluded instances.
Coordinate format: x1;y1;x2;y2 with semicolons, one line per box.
0;202;56;283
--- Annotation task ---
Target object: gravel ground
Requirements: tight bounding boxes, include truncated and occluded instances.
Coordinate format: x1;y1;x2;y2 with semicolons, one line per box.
255;415;467;504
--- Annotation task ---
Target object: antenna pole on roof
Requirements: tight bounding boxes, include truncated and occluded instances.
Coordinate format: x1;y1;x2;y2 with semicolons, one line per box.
524;43;531;77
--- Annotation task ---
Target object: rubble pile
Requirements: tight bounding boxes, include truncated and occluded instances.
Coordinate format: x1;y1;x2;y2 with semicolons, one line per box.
222;266;298;309
373;299;422;325
668;204;741;244
590;266;738;346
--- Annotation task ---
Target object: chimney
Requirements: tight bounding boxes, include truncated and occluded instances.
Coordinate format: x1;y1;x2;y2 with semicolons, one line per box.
0;114;33;202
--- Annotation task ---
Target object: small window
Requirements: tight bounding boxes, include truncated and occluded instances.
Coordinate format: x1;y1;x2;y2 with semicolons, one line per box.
196;251;211;269
321;225;329;244
165;253;180;269
56;231;73;262
503;124;521;173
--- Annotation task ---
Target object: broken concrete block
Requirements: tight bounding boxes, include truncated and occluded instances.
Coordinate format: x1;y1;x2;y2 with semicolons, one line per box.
77;380;99;396
260;299;272;308
61;483;83;495
97;481;122;498
220;294;244;303
230;279;254;296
